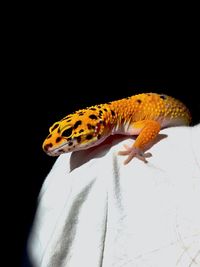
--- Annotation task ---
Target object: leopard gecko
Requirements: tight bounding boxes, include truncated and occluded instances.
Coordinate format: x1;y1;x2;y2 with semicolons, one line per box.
42;93;191;164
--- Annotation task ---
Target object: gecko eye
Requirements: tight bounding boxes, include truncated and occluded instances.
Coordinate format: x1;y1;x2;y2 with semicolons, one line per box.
62;127;73;137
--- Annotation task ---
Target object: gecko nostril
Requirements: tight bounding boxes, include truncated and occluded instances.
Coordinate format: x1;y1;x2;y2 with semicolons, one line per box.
43;143;53;151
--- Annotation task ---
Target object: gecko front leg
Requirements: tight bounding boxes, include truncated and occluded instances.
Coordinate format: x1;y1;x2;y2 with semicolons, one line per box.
118;120;161;164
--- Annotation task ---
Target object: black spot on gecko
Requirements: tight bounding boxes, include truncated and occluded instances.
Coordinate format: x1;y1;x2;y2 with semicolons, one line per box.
160;95;167;100
79;129;84;133
111;110;115;116
47;134;52;139
87;123;92;129
86;134;93;140
136;99;142;104
68;141;73;146
74;120;82;129
51;123;59;131
90;107;96;111
61;117;67;121
98;110;103;118
97;134;101;139
100;120;106;126
76;136;81;143
78;112;84;116
67;137;72;141
89;114;98;120
61;116;72;121
56;137;62;143
104;108;108;112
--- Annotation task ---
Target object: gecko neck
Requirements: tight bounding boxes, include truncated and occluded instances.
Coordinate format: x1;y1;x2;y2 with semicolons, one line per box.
103;99;135;136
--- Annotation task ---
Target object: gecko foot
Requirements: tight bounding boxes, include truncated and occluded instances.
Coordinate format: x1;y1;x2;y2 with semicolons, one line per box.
118;144;152;165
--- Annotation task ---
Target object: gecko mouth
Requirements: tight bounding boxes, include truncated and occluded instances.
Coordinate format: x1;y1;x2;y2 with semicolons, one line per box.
45;140;77;156
44;134;104;156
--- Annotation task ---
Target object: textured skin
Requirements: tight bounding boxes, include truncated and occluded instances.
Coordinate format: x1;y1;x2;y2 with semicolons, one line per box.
43;93;191;164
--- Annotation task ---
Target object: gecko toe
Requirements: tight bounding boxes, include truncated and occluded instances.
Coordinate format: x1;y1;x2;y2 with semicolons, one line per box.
118;145;152;165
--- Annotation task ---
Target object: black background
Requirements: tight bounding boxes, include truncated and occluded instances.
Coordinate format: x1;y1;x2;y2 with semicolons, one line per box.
19;71;199;267
5;8;200;267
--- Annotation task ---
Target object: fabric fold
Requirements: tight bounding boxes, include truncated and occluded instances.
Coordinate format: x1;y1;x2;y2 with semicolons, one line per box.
28;125;200;267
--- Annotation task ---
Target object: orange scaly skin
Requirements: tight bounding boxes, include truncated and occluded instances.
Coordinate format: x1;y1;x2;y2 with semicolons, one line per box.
43;93;191;164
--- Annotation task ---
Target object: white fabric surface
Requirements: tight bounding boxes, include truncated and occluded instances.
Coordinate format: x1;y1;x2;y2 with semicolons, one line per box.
28;124;200;267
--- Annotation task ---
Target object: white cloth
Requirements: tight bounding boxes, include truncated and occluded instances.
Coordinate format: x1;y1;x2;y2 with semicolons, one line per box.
28;124;200;267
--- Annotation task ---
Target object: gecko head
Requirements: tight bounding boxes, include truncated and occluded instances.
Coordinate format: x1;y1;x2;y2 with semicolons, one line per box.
42;108;108;156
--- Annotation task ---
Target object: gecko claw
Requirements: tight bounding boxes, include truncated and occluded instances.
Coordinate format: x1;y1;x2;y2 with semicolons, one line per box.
118;144;152;164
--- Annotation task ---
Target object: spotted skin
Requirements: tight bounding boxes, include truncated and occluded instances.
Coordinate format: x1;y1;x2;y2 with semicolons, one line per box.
43;93;191;164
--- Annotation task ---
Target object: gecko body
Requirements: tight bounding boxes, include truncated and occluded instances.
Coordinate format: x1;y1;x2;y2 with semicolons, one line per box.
43;93;191;164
